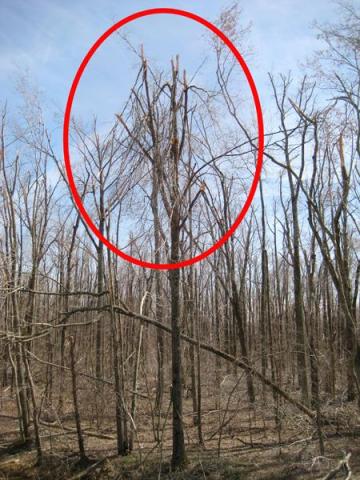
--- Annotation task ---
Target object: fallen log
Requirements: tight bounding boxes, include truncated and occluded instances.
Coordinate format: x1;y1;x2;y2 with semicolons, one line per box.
23;301;315;420
113;304;316;419
40;420;115;440
66;458;107;480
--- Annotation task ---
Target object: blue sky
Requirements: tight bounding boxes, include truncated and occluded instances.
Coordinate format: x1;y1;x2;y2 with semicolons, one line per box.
1;0;338;129
0;0;344;258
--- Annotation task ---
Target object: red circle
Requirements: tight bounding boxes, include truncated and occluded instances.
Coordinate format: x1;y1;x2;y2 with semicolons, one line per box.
63;8;264;270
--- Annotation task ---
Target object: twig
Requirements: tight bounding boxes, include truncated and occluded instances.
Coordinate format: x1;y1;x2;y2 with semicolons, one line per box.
322;452;352;480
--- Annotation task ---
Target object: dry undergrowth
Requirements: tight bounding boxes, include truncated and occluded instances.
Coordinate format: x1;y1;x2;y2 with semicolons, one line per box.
0;383;359;479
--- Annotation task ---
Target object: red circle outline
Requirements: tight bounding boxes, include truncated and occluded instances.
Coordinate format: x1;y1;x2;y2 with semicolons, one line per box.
63;8;264;270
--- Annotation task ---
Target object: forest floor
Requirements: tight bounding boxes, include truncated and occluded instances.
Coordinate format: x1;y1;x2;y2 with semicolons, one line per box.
1;382;360;479
0;435;359;479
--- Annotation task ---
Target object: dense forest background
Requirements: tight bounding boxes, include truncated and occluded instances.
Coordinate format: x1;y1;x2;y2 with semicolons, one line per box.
0;2;359;479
